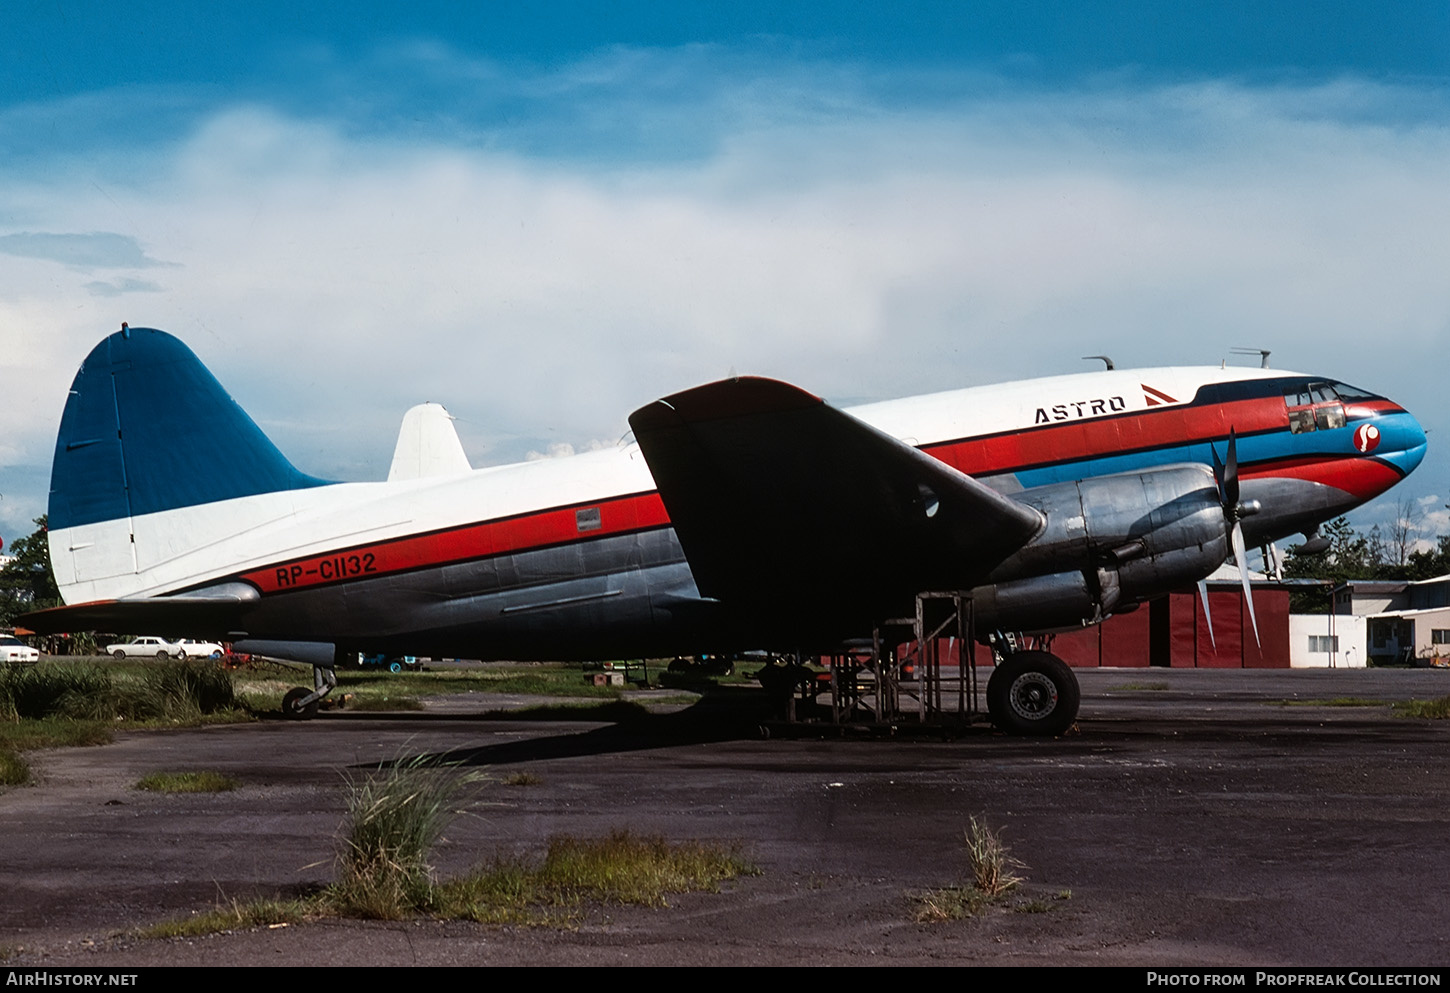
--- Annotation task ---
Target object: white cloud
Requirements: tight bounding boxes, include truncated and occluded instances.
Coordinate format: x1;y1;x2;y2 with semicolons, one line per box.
2;66;1448;539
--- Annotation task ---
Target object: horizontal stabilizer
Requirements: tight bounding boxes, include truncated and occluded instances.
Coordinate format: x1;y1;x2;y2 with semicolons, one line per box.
628;377;1043;618
21;590;255;638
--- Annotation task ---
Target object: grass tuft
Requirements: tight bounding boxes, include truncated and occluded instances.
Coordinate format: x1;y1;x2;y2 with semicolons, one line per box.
1394;696;1450;719
502;772;542;786
135;771;238;793
912;816;1030;923
964;816;1025;897
327;755;482;919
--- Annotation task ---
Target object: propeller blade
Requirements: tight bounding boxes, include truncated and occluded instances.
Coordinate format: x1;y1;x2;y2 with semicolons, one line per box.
1210;442;1226;505
1223;429;1240;512
1197;579;1216;650
1230;521;1260;648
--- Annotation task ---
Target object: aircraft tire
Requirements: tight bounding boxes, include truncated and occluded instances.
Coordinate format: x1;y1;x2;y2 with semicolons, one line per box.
986;651;1079;737
282;686;320;720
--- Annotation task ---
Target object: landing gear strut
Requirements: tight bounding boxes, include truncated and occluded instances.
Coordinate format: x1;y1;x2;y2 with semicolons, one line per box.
282;662;338;720
986;650;1079;736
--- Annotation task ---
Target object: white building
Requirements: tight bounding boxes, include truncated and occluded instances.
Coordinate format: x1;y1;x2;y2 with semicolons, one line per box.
1290;575;1450;668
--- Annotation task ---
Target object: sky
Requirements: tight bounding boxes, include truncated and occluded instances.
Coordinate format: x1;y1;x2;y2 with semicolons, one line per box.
1;2;1448;551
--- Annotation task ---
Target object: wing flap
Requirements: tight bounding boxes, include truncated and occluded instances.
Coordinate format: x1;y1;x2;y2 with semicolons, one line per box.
629;377;1043;618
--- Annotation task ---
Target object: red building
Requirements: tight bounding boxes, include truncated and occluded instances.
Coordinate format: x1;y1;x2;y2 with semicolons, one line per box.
1049;581;1290;668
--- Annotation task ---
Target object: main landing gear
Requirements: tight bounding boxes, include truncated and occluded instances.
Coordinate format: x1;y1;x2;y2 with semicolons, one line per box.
985;650;1080;737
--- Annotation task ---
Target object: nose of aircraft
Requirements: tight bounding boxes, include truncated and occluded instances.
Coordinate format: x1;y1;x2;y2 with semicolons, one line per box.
1367;405;1428;478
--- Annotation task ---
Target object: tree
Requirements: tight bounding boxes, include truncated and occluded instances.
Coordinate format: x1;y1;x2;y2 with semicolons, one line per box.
1386;495;1427;569
0;516;60;626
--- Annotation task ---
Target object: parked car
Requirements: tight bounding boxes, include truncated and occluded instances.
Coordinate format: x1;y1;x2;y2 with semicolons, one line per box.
358;653;421;673
0;636;40;663
105;636;222;660
176;640;225;659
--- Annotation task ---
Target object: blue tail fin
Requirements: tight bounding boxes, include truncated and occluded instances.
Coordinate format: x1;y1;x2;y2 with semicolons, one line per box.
50;327;331;530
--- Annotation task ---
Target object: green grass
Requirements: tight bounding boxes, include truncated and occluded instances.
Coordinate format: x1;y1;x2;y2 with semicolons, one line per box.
137;897;311;939
0;659;239;723
911;885;989;922
1394;696;1450;719
0;749;29;786
502;772;542;786
135;770;239;793
0;717;114;752
432;831;758;924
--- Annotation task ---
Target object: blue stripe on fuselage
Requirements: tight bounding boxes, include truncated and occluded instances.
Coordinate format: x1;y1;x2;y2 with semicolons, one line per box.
1011;411;1425;489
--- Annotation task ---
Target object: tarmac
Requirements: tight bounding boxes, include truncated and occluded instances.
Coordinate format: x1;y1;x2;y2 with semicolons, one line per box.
4;666;1450;967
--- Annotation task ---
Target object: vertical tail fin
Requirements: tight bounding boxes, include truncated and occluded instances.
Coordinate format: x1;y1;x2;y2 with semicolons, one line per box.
49;327;331;598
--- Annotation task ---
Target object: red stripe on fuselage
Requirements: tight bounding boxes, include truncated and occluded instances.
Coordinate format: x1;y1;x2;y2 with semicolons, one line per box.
240;491;670;594
923;397;1290;476
1240;455;1405;501
234;392;1404;596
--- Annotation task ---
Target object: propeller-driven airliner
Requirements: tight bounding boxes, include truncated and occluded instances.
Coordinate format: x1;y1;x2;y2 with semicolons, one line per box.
23;327;1426;734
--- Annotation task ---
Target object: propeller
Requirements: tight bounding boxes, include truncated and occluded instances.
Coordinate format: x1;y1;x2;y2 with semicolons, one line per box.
1209;429;1261;648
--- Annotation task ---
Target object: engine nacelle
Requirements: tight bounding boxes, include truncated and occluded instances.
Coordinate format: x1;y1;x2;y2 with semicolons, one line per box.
971;464;1229;632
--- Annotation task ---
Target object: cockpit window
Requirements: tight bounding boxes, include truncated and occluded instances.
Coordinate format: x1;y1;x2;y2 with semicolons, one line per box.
1284;382;1339;407
1284;381;1345;434
1330;381;1378;401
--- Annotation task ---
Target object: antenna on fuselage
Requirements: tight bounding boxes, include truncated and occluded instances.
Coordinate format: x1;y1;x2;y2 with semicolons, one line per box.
1082;355;1114;370
1231;347;1271;369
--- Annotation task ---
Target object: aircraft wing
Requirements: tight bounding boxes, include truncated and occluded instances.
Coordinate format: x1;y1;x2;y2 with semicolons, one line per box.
628;377;1044;618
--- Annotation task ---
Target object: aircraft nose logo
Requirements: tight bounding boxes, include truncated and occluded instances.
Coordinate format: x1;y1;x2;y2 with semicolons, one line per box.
1353;423;1381;454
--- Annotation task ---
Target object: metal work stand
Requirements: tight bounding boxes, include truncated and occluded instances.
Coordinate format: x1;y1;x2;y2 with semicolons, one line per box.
813;591;980;732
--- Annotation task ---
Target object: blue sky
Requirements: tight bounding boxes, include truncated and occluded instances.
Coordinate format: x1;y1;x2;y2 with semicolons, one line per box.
2;2;1448;550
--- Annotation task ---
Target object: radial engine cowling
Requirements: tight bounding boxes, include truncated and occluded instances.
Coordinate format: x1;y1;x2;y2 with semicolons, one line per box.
970;464;1229;633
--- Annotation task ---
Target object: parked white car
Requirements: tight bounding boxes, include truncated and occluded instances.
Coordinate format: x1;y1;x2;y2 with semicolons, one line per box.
175;640;225;659
106;636;223;660
0;636;39;663
107;636;179;659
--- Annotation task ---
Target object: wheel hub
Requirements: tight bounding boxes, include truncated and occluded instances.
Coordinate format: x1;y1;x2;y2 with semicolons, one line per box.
1008;671;1058;720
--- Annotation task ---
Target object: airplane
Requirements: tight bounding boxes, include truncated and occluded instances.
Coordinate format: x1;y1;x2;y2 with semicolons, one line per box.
22;326;1427;735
